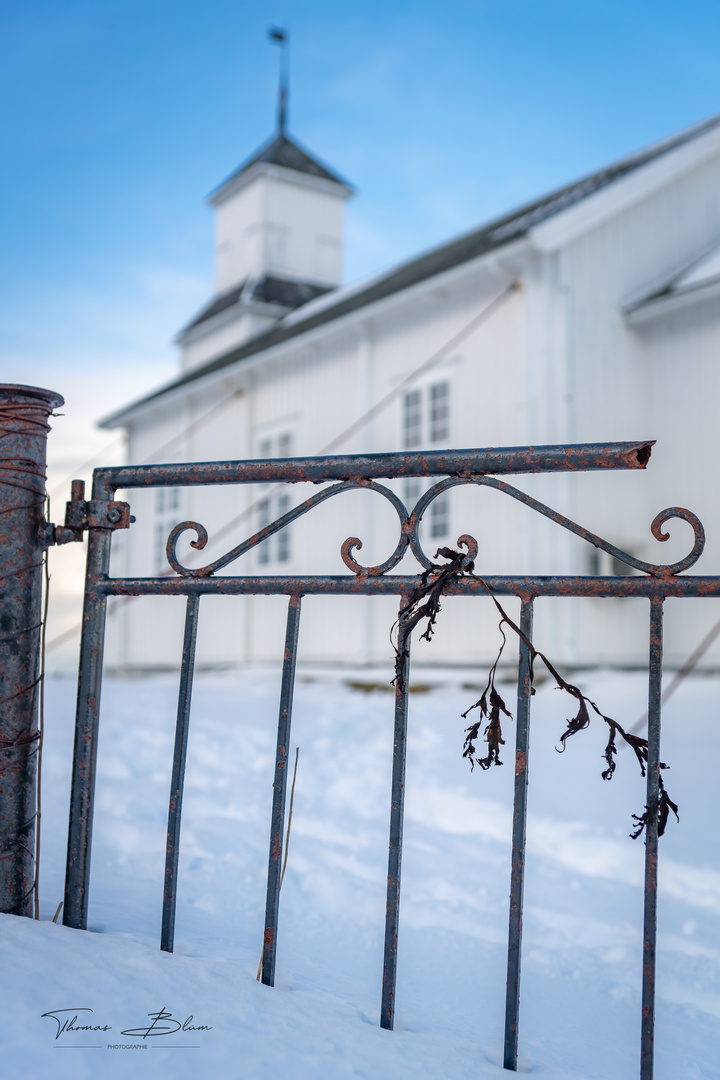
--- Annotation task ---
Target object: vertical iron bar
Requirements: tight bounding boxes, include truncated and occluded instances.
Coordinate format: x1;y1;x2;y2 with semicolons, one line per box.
261;592;302;986
504;598;534;1070
63;525;112;929
161;594;200;952
641;597;663;1080
380;612;411;1030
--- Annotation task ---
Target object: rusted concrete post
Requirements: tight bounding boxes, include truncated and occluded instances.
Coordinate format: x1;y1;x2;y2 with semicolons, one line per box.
0;384;63;916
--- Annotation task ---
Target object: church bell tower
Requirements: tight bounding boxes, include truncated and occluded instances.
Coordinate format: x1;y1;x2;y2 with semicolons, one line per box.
177;32;354;372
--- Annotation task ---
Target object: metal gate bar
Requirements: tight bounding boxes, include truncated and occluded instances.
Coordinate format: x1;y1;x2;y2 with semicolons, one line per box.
161;593;200;953
93;574;720;599
89;442;654;496
381;608;412;1030
504;598;534;1069
64;526;112;930
641;597;664;1080
262;593;302;986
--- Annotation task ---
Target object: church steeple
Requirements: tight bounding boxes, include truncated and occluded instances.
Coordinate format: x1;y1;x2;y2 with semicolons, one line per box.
268;27;289;134
205;35;354;297
178;30;353;370
176;27;357;370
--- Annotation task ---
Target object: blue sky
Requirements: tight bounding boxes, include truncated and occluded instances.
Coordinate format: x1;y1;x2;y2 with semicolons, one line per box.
2;0;720;473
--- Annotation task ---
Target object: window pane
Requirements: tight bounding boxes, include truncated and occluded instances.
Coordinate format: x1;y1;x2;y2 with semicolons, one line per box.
258;438;272;459
277;494;291;562
404;477;423;510
587;548;601;576
429;382;450;443
429;491;449;539
277;433;292;458
155;522;167;573
266;223;288;269
257;498;271;527
403;389;422;448
611;553;635;576
257;498;271;564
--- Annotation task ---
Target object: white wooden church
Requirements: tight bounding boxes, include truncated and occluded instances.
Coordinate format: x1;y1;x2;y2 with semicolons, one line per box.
102;109;720;672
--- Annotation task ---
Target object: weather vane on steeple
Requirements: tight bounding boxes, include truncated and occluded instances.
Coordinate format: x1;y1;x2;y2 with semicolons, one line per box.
268;27;289;134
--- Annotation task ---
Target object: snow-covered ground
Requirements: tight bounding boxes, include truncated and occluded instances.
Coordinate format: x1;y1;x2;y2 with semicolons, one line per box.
3;666;720;1079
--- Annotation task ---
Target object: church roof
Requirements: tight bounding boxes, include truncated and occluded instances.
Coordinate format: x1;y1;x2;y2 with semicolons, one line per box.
102;111;720;424
208;132;353;203
665;244;720;293
624;239;720;324
182;275;333;334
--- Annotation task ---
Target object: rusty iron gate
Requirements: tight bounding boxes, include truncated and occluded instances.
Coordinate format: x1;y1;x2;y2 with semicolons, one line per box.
57;439;718;1080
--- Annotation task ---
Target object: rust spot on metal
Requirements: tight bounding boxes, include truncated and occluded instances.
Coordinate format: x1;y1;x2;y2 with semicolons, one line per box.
634;443;653;467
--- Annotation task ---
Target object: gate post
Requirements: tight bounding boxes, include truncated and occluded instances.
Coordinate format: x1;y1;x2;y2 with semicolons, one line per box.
0;384;63;916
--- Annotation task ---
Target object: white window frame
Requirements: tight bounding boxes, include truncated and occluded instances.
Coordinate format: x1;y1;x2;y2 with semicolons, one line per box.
403;477;450;541
154;486;184;574
401;379;451;449
254;429;295;565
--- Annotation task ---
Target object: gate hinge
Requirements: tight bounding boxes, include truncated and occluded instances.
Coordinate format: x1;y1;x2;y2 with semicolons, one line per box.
42;479;136;545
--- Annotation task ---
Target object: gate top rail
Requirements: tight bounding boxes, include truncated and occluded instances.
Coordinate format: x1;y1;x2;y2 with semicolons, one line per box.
92;440;654;497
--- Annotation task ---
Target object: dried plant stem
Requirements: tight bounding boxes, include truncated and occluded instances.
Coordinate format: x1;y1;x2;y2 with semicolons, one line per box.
392;547;678;840
52;901;63;924
257;746;300;981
